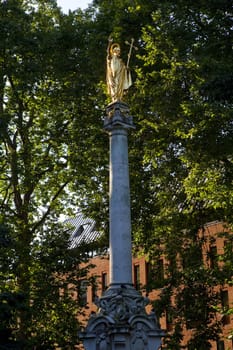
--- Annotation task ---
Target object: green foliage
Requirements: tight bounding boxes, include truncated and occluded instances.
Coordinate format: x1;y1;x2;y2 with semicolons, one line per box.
0;0;100;347
129;0;233;348
87;0;233;348
26;223;89;349
0;223;25;348
1;0;233;348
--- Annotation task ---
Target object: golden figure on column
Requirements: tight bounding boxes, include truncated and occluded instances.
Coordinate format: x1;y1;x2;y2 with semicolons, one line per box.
106;38;132;102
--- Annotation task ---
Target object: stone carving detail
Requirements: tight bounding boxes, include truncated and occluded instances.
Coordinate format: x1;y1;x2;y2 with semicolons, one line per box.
106;101;130;118
104;101;135;130
131;323;148;350
96;324;110;350
95;286;149;323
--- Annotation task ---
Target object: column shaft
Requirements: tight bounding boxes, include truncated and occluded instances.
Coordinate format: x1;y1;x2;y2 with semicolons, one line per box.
109;128;132;285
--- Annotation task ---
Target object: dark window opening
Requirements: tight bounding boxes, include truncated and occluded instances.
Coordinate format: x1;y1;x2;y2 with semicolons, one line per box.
91;284;97;302
221;290;230;325
102;272;108;292
217;340;225;350
209;245;217;269
74;225;84;238
79;280;88;306
145;259;164;289
134;265;140;290
166;310;173;331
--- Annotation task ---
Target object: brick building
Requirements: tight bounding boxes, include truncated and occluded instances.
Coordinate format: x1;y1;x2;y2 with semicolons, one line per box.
69;218;233;349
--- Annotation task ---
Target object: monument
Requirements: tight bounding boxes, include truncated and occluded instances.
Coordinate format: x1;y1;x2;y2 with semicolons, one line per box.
79;38;164;350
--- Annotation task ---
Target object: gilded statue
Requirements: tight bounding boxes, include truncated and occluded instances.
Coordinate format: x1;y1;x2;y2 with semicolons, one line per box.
106;38;135;102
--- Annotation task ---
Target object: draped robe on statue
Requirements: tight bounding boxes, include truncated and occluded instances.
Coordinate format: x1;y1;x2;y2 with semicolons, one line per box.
106;44;132;102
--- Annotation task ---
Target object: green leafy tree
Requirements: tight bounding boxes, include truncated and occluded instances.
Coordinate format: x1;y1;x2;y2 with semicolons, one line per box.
2;0;231;347
0;0;101;347
0;223;25;349
80;0;233;348
131;0;233;348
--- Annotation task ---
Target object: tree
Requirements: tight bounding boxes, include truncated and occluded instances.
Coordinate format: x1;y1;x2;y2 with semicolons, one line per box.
2;0;232;347
0;223;25;349
131;0;233;347
80;0;233;348
0;0;100;347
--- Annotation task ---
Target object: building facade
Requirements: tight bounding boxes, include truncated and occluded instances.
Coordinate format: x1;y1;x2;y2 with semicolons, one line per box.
75;220;233;350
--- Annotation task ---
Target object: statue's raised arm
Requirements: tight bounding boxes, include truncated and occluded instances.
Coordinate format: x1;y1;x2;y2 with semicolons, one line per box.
106;38;132;102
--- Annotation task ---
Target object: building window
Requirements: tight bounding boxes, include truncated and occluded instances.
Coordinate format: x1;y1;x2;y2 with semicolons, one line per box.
221;290;230;325
74;225;84;238
157;259;164;282
145;259;164;289
91;283;97;302
209;245;217;269
217;340;225;350
79;280;88;306
134;265;140;290
224;238;233;251
166;309;173;331
187;344;196;350
102;272;108;292
145;262;151;284
145;262;153;292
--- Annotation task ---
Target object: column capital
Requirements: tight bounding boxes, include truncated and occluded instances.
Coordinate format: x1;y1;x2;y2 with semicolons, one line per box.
104;101;135;131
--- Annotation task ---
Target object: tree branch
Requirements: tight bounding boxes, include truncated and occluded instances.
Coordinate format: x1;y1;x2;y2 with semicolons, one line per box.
31;181;70;234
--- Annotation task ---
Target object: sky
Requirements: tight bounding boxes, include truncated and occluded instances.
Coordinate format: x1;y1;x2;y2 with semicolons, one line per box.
56;0;91;13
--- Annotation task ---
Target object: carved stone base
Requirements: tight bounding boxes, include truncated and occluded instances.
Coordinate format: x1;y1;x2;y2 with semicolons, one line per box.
79;284;164;350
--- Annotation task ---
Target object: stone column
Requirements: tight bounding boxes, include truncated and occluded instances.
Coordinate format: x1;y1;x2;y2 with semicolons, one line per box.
108;103;134;286
79;101;164;350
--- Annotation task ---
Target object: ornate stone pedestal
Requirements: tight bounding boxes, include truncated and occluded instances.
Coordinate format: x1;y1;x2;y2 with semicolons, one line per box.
79;102;164;349
80;283;163;350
